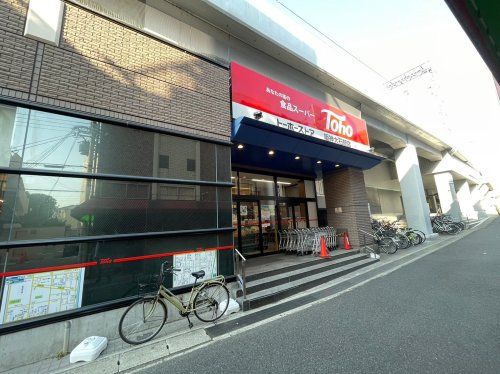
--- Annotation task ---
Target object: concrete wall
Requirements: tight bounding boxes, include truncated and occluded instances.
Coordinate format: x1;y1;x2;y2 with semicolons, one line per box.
363;161;400;191
0;284;238;371
0;0;230;142
366;187;404;216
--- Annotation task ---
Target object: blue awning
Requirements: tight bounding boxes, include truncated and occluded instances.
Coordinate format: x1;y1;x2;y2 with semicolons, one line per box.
231;117;383;176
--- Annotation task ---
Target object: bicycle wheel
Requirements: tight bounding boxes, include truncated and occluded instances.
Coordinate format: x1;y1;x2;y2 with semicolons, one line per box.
119;296;167;345
396;234;411;249
414;230;426;244
378;237;398;254
446;224;461;235
407;231;421;246
193;283;230;323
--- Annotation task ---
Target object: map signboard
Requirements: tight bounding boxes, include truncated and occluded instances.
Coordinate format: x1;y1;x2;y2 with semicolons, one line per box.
173;251;217;287
0;268;85;324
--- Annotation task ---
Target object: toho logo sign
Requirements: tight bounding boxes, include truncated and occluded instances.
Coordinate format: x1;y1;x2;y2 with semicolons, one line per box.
321;109;353;137
230;62;370;150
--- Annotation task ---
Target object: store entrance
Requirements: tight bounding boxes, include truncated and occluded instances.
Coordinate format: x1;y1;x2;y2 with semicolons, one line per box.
279;202;308;230
237;200;262;256
232;170;318;257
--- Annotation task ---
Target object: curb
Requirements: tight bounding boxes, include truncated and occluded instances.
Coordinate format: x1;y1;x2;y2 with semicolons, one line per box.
53;216;496;373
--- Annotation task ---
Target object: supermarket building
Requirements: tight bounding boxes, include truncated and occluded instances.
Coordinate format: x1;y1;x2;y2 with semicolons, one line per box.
0;0;496;366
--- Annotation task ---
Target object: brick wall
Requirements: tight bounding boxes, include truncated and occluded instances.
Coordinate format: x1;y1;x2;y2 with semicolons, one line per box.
323;168;373;247
0;0;36;99
0;1;230;142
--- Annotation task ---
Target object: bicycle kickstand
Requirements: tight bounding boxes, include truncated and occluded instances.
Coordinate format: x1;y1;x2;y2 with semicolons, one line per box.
186;315;194;329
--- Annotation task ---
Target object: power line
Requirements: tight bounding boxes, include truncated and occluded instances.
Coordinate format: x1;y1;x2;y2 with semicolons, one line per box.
274;0;389;81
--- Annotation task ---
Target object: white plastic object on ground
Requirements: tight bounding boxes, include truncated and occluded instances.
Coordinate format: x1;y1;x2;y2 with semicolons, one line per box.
69;336;108;364
219;298;240;316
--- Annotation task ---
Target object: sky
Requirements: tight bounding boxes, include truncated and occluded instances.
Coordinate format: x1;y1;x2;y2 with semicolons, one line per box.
277;0;500;189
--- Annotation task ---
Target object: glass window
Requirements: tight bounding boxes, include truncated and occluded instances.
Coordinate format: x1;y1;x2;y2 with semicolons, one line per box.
238;172;275;196
304;180;316;198
0;105;26;169
294;203;308;229
0;174;222;241
159;155;169;169
216;145;231;182
277;177;306;198
231;171;238;196
101;181;127;198
0;105;219;181
0;232;233;324
217;187;232;228
307;201;318;227
0;174;19;241
260;200;278;253
186;159;196;172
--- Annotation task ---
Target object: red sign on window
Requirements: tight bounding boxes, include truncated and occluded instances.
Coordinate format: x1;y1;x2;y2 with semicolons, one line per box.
231;62;370;151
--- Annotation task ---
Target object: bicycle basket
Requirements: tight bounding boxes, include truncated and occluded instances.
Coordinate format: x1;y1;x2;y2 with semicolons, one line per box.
136;273;160;296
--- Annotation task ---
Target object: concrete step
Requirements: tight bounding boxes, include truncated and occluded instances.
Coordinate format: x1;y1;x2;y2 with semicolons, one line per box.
237;252;369;297
238;257;379;311
246;250;359;282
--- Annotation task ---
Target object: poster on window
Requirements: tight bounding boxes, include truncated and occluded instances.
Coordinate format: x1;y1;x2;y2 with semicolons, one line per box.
0;268;85;325
261;205;272;227
172;251;218;287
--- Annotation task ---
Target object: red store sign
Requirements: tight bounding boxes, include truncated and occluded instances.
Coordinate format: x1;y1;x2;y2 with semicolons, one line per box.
231;62;370;152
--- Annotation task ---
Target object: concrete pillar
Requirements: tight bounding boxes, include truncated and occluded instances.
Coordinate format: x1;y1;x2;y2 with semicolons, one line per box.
455;180;477;220
434;172;461;220
323;168;372;247
470;184;486;218
394;144;433;236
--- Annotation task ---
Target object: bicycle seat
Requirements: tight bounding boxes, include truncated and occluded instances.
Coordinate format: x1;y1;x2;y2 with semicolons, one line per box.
191;270;205;279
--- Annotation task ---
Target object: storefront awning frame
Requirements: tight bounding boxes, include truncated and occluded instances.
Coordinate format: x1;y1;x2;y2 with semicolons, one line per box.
231;116;383;175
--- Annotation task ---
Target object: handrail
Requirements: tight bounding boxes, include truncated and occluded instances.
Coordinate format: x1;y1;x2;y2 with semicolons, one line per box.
233;248;247;300
358;228;377;255
234;247;246;262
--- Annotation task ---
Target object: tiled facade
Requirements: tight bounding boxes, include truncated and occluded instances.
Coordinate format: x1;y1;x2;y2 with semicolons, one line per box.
323;168;373;247
0;1;230;142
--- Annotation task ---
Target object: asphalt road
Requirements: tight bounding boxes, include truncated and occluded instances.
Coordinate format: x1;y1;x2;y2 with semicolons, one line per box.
143;218;500;374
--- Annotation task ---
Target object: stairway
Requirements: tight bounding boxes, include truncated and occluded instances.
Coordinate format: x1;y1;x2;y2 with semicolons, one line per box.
237;251;379;311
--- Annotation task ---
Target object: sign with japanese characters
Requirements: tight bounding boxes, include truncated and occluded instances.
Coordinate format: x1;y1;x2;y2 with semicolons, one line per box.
173;251;217;287
230;62;370;152
0;268;85;324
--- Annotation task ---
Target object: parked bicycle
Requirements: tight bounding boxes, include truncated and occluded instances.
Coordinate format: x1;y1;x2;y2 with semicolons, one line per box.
359;228;398;254
371;220;426;248
431;214;462;235
118;260;229;345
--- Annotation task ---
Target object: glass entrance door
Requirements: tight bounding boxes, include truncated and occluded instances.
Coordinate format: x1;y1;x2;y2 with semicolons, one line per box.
238;200;262;256
279;202;293;230
260;200;278;253
232;170;317;257
294;202;308;229
279;202;308;229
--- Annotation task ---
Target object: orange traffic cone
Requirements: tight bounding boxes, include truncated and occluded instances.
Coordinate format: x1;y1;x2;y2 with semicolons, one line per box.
343;232;351;250
319;236;331;258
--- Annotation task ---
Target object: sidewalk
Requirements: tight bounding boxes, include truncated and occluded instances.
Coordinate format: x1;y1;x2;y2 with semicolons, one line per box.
4;217;494;374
